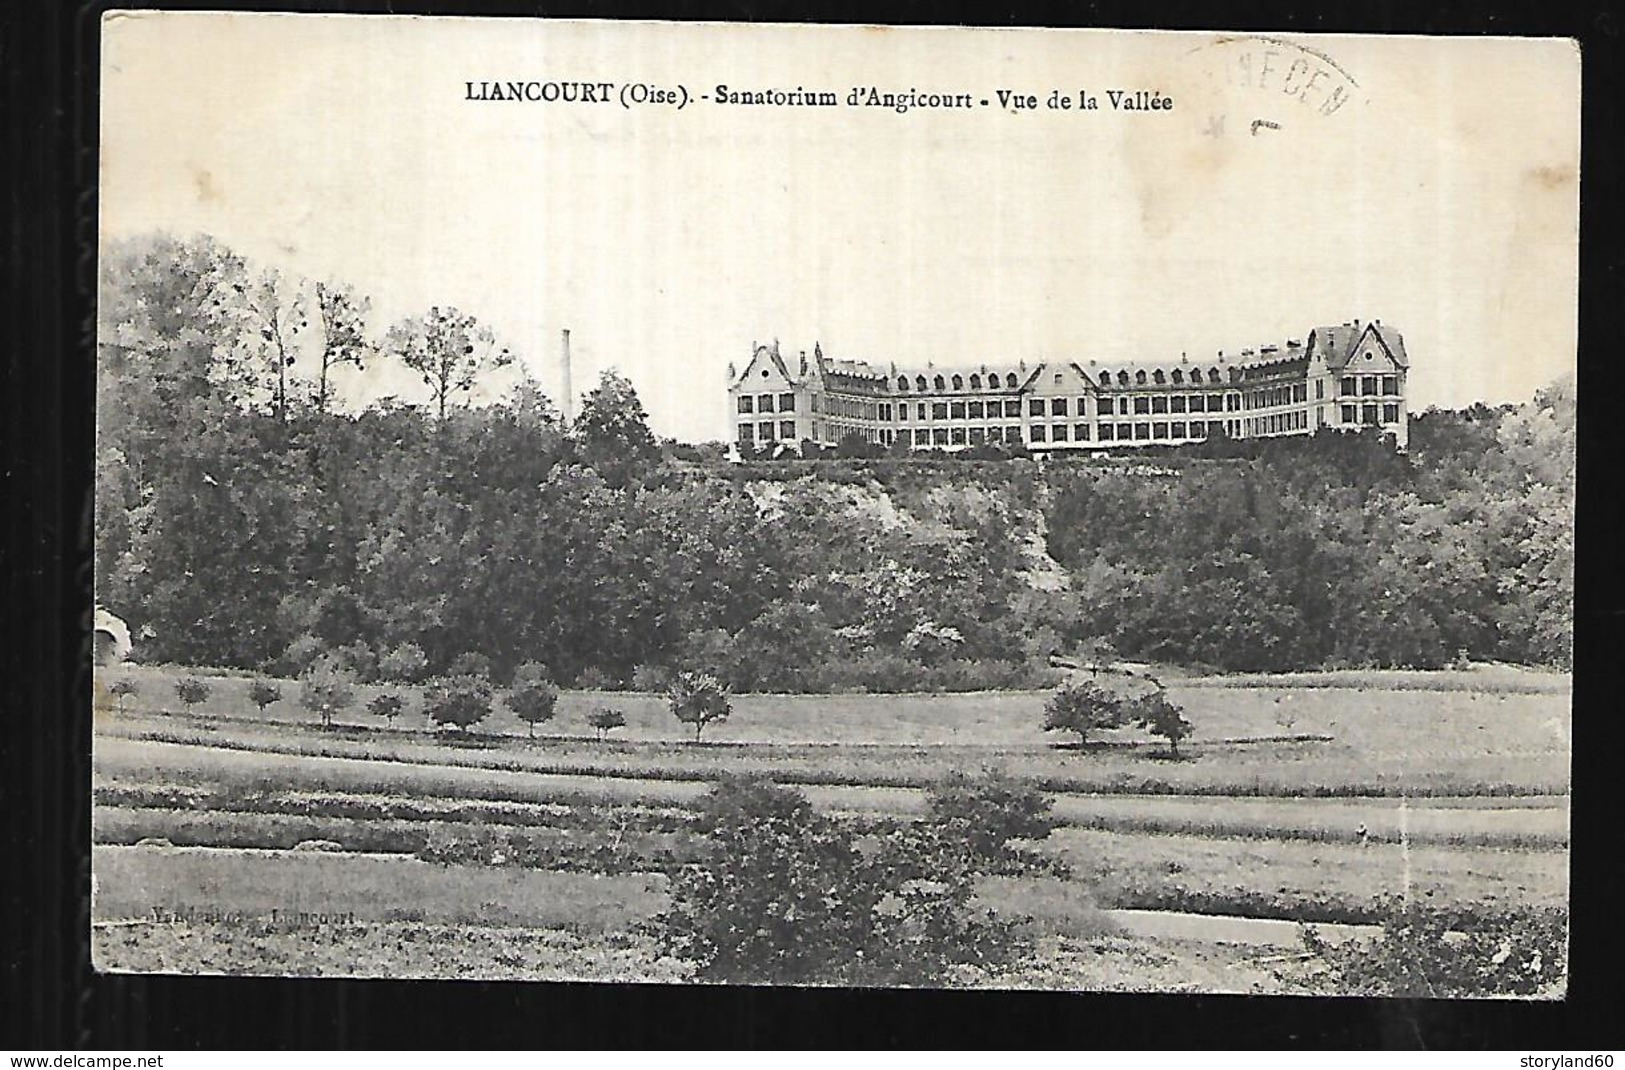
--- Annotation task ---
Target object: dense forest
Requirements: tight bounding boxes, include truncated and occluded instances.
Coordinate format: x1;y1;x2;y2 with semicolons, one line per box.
95;233;1575;691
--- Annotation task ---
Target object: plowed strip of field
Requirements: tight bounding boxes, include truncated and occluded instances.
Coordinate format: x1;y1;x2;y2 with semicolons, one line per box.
98;737;1568;848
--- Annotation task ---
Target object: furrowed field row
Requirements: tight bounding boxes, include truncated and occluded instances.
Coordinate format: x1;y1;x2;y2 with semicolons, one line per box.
94;740;1569;848
1044;827;1569;920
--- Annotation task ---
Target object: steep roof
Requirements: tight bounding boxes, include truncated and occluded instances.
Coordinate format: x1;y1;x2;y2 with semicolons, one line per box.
1309;321;1407;371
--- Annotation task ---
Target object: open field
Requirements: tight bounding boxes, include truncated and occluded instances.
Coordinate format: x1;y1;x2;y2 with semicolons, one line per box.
97;662;1572;753
98;695;1571;799
92;666;1572;989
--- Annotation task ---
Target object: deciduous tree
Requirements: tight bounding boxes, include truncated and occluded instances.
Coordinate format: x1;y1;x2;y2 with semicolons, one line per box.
667;671;731;742
587;706;627;741
367;691;405;727
1041;678;1126;744
507;662;560;738
247;679;282;714
424;674;493;733
299;657;357;729
312;280;371;414
173;676;211;715
386;306;512;421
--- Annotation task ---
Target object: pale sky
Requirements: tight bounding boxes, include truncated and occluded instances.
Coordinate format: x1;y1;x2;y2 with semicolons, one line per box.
101;14;1580;442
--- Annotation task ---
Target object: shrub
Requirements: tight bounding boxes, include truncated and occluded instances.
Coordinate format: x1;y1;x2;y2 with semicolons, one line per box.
332;641;379;683
508;662;560;738
281;633;325;675
587;706;627;741
298;657;356;729
656;776;1024;986
1302;900;1568;997
424;674;493;732
667;671;732;742
173;677;210;714
247;680;282;714
573;665;618;690
367;691;405;727
377;642;429;683
107;677;139;713
629;663;670;692
448;652;493;680
924;769;1059;870
1042;678;1126;744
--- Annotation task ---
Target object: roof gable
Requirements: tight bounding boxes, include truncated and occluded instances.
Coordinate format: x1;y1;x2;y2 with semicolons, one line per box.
1309;321;1408;372
735;343;796;388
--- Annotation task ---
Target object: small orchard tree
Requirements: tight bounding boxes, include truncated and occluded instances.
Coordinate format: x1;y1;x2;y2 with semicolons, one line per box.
248;680;282;715
587;706;627;742
174;677;211;715
1131;689;1194;758
508;662;560;739
299;658;357;729
368;691;405;728
668;671;731;742
424;675;493;733
107;677;139;714
1041;678;1126;745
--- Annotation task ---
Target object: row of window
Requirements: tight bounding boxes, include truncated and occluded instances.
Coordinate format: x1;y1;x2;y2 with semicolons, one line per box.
880;393;1245;422
738;392;797;415
742;379;1398;419
1340;403;1402;425
737;410;1394;447
1340;375;1400;398
1245;383;1309;409
740;393;1401;439
1245;410;1311;435
739;421;801;441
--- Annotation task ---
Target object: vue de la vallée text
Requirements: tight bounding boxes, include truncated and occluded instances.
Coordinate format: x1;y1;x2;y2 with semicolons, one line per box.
462;81;1175;113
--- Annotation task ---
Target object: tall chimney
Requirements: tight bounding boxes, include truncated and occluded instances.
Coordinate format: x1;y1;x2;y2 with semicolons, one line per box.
560;328;573;423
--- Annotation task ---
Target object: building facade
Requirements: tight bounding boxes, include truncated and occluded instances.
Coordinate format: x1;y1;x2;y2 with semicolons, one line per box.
727;320;1409;453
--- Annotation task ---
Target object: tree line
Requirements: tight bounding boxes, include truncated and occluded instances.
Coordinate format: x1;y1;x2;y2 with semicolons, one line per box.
96;232;1574;689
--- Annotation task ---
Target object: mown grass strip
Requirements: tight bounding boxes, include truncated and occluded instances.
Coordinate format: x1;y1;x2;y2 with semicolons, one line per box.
103;722;1571;800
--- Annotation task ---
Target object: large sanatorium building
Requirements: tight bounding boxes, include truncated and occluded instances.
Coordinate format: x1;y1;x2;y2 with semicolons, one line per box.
728;319;1409;453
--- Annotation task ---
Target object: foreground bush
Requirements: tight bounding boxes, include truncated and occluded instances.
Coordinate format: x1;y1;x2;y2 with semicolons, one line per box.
1301;899;1567;997
924;769;1060;874
656;775;1028;986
